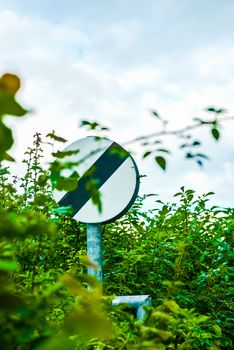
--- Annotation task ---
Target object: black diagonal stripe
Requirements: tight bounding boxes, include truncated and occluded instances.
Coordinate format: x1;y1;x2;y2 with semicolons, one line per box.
58;142;129;216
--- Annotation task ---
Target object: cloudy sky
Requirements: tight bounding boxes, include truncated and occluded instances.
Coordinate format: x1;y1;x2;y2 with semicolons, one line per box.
0;0;234;208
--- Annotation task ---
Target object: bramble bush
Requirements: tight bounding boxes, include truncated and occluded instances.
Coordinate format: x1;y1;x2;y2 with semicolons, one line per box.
0;73;233;349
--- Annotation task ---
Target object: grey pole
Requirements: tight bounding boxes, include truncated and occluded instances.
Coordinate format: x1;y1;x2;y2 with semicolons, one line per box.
137;296;152;322
112;295;152;322
87;223;102;283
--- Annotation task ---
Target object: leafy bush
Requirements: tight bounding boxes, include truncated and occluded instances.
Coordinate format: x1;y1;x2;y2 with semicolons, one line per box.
0;73;233;349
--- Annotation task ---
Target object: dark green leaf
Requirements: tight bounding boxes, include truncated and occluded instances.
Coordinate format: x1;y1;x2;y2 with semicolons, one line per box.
211;127;220;140
206;106;216;113
155;156;166;170
216;108;226;114
180;144;188;149
156;148;170;154
206;106;226;114
193;140;201;146
186;152;193;159
195;153;209;159
151;110;160;118
205;192;215;196
143;151;151;159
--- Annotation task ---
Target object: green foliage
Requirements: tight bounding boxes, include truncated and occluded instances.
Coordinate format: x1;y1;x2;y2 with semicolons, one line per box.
102;190;233;349
80;120;110;131
0;72;233;349
132;106;233;169
0;73;28;161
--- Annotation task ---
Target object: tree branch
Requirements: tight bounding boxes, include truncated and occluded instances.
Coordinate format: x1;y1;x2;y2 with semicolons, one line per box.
123;116;234;146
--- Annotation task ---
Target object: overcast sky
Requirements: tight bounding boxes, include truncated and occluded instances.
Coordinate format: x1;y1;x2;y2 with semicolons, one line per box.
0;0;234;208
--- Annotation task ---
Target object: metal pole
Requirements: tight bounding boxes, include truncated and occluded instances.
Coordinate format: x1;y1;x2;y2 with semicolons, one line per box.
87;223;102;283
137;296;152;322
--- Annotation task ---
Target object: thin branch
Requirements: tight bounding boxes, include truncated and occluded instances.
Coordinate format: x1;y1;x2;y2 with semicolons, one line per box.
122;116;234;146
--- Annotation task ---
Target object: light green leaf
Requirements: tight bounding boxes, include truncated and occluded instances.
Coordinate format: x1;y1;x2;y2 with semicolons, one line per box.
0;259;17;271
52;206;74;215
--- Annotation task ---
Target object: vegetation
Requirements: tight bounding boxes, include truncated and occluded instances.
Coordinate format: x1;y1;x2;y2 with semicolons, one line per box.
0;73;233;349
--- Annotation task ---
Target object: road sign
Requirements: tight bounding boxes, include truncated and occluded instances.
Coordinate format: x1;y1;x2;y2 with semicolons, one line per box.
112;295;152;322
54;136;140;224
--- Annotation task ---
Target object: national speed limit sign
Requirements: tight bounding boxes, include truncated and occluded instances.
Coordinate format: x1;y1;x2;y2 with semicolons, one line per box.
54;136;140;224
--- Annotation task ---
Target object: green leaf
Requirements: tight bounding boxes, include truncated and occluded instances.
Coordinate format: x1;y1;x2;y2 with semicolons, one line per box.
224;274;229;281
80;120;92;127
151;110;161;118
196;153;209;159
206;106;226;114
0;168;9;175
80;120;98;129
186;152;193;159
0;90;28;116
100;126;109;131
180;143;188;149
213;324;222;336
80;120;109;131
156;148;170;154
193;140;201;146
38;174;48;186
216;108;226;114
0;121;13;160
174;192;182;197
196;315;210;324
206;106;217;113
155;156;166;170
56;177;78;191
0;259;17;271
143;151;151;159
2;152;15;162
186;189;195;194
211;127;220;140
52;149;80;158
46;131;67;143
164;300;179;312
52;206;74;215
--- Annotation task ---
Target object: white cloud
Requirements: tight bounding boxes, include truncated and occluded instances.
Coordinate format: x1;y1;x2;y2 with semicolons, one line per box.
0;6;233;207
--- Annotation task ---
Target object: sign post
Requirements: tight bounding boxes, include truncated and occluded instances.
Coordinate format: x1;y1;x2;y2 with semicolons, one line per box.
54;136;151;321
87;223;102;282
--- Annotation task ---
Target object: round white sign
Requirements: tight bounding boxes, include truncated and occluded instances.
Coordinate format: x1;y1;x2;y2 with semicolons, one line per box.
53;136;140;224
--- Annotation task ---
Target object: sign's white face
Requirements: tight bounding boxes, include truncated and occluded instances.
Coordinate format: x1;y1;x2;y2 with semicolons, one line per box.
53;136;140;224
